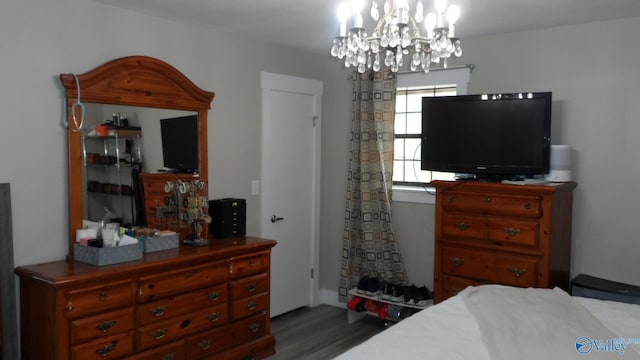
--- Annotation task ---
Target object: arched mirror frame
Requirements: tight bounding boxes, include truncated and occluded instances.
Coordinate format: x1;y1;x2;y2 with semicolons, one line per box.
61;56;215;260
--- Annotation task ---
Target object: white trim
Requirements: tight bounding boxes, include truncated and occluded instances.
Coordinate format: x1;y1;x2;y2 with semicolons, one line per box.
392;185;436;205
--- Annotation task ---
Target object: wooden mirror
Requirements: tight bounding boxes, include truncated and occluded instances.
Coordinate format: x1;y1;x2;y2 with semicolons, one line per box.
61;56;215;259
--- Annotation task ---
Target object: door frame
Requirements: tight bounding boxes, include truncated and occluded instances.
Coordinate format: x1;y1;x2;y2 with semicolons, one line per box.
260;72;322;311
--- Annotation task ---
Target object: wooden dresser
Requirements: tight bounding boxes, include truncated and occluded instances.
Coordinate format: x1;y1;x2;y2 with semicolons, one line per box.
432;180;576;303
15;237;276;360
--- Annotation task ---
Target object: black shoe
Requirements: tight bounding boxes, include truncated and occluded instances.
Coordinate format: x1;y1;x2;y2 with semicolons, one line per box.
389;284;405;302
365;277;382;296
356;276;370;294
404;284;418;304
380;281;393;300
414;285;432;306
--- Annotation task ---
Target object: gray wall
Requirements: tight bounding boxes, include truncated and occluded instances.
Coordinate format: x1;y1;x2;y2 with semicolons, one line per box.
319;16;640;302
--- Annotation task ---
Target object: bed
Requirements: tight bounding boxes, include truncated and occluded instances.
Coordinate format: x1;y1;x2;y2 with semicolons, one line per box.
334;282;640;359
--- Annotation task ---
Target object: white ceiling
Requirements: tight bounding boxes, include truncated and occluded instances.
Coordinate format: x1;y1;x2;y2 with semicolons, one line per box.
93;0;640;55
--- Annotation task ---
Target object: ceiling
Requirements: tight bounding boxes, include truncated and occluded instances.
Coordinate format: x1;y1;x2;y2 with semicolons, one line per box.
93;0;640;56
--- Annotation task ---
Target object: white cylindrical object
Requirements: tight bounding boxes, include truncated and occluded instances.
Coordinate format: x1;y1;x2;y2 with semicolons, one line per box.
546;144;572;182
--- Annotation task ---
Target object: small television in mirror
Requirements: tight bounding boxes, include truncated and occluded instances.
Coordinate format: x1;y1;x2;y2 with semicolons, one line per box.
160;115;199;173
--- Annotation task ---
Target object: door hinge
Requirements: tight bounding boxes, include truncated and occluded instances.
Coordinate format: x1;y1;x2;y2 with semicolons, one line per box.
310;268;314;279
312;116;318;127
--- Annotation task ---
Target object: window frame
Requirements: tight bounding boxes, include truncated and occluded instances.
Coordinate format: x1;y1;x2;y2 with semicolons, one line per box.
392;66;472;204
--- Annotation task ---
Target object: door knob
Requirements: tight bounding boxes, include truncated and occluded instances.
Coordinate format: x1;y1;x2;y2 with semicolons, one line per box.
271;215;284;223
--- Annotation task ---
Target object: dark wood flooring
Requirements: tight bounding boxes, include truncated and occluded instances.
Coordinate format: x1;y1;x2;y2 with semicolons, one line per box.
269;304;386;359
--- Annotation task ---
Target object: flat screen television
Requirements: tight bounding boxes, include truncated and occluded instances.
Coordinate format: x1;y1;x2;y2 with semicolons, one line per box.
421;92;552;180
160;115;199;173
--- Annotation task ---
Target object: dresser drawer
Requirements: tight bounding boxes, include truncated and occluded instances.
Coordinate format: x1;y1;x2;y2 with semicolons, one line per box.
70;331;134;360
138;284;228;326
186;325;236;359
442;192;542;218
441;246;539;287
232;293;268;320
64;280;135;319
441;275;482;299
231;313;268;346
442;213;486;240
230;273;269;300
229;252;270;279
126;340;186;360
70;308;134;344
137;303;228;351
138;261;229;303
487;217;539;247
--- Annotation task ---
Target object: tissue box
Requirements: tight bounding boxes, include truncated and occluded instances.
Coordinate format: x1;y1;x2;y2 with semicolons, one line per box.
74;243;142;266
139;234;179;253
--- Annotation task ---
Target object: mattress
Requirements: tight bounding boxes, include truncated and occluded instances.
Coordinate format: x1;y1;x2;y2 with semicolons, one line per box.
334;285;640;359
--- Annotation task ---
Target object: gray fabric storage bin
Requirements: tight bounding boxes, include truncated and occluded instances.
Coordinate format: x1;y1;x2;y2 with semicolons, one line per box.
139;234;179;253
74;243;142;266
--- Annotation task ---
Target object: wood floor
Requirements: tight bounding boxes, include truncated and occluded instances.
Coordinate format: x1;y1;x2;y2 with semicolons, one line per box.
269;304;386;359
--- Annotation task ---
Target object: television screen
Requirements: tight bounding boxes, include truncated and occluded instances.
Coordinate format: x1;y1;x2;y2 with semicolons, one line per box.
160;115;199;173
421;92;551;179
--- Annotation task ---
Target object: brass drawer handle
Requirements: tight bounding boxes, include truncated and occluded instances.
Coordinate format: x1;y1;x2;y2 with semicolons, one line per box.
455;222;470;231
246;283;257;293
509;267;527;277
96;320;116;333
198;339;212;351
95;343;116;357
249;259;256;267
150;328;168;340
208;312;220;322
99;291;108;302
486;197;492;203
208;291;221;302
246;301;258;310
249;323;260;333
503;227;521;237
151;305;168;317
160;353;176;360
450;257;464;266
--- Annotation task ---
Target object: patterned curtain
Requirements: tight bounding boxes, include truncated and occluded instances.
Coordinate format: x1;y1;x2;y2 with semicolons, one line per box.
338;71;408;303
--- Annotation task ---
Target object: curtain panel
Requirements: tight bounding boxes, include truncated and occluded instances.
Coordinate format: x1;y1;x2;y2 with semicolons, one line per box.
338;71;408;303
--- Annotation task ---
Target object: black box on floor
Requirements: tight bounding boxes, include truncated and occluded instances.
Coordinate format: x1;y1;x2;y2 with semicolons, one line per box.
209;198;246;238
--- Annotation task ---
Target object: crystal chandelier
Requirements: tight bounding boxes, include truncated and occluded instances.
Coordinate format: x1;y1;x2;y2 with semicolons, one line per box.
330;0;462;73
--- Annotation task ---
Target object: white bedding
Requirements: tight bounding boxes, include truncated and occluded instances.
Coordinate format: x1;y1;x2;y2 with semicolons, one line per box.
334;285;640;359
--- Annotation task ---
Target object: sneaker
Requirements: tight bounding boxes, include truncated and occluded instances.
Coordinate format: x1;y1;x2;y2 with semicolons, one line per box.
414;286;432;306
404;284;418;304
389;284;405;303
354;298;367;312
380;281;393;300
364;299;379;313
377;303;388;320
365;277;382;296
347;296;363;311
356;276;370;294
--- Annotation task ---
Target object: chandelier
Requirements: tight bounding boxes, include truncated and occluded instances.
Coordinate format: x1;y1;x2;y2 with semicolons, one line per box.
330;0;462;73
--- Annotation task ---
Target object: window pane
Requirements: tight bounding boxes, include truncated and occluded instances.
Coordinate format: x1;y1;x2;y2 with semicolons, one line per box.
395;113;407;134
394;139;405;160
406;91;427;112
404;138;421;161
393;161;405;182
395;94;406;113
406;113;422;135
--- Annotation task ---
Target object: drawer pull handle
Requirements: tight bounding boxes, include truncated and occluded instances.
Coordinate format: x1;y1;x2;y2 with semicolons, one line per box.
455;222;470;231
249;323;260;333
208;291;221;302
99;291;107;301
151;305;168;317
160;353;177;360
151;328;168;340
198;339;212;351
96;320;116;333
450;257;464;266
208;312;220;322
486;197;492;203
452;287;461;296
249;259;256;267
503;227;521;237
524;202;532;210
95;342;116;357
246;301;258;310
246;283;257;293
509;267;527;277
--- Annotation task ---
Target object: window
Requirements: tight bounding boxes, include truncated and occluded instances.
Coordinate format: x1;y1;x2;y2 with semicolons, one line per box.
391;67;472;203
393;85;457;185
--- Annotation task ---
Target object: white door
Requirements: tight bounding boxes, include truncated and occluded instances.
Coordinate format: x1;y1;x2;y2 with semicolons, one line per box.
260;72;322;317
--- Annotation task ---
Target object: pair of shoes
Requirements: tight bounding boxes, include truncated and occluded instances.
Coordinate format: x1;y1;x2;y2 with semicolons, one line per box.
347;296;367;312
356;276;383;296
381;282;405;302
403;284;432;306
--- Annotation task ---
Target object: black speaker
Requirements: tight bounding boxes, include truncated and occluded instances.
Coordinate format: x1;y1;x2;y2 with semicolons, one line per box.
209;198;246;238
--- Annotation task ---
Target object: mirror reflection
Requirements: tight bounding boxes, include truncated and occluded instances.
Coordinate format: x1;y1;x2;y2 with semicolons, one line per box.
81;103;196;226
